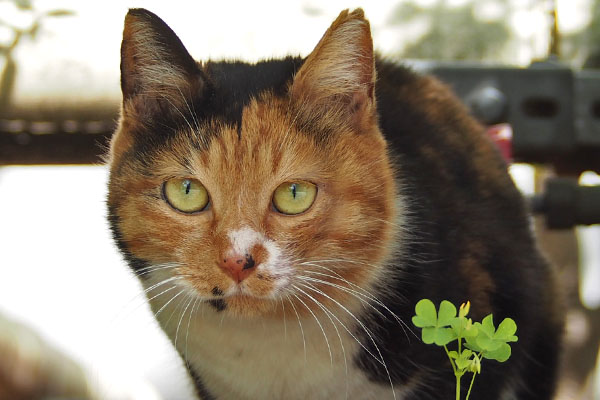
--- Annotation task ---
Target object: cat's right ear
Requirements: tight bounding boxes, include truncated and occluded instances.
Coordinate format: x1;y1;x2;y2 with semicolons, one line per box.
119;8;208;122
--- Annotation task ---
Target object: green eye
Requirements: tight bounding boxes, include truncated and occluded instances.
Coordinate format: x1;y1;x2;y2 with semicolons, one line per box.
272;181;317;215
163;178;209;213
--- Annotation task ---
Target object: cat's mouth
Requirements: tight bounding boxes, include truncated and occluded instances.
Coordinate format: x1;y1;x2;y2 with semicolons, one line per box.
206;287;286;317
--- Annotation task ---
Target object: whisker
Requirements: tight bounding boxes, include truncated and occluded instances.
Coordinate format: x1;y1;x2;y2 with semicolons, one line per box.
298;272;416;341
295;282;397;400
300;261;409;304
280;297;287;340
185;297;200;360
298;275;389;319
163;290;191;330
154;289;185;319
285;294;306;362
135;262;180;277
293;283;379;364
175;294;195;348
300;262;398;307
291;285;349;399
291;293;333;366
143;276;182;294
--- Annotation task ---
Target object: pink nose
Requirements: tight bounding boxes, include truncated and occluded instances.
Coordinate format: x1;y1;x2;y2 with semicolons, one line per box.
219;254;256;283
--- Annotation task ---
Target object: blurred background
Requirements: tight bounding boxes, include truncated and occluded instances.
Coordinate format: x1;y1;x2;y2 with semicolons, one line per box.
0;0;599;398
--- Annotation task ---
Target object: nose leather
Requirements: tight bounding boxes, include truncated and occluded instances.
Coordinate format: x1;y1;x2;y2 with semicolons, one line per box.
219;253;256;283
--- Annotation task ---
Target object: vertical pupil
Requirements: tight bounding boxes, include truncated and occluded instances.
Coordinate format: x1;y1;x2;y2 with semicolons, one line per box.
291;183;297;199
183;180;191;195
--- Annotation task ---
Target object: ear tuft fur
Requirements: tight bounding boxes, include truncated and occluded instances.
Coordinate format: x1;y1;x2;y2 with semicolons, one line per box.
120;8;207;117
290;8;376;132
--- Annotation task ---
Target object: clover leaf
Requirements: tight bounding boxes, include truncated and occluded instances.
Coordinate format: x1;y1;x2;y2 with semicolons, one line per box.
412;299;457;346
412;299;518;400
495;318;518;342
465;315;518;362
450;314;478;339
455;349;473;370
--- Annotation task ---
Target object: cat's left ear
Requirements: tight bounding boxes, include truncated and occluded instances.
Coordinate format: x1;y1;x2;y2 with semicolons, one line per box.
120;8;208;120
290;9;376;133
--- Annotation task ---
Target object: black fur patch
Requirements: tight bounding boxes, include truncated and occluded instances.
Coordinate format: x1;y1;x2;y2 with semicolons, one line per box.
211;286;223;296
203;58;303;132
208;299;227;312
106;208;150;276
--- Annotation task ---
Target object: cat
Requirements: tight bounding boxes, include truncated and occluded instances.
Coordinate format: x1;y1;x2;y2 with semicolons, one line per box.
106;8;563;400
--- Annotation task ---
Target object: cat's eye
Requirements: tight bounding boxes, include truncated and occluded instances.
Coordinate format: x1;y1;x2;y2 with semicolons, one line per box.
163;178;209;213
272;181;317;215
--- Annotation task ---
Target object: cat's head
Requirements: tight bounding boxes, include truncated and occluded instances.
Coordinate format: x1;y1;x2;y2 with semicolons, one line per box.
107;8;400;318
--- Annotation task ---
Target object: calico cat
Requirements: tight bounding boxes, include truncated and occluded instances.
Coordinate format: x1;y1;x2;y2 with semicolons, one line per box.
107;8;563;400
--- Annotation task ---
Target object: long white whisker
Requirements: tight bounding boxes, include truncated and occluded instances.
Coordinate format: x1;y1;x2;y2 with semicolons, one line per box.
185;297;200;359
298;275;389;319
135;262;179;277
298;273;415;341
300;263;401;315
301;261;409;308
292;285;349;399
154;289;185;319
175;294;195;348
163;290;190;330
295;282;397;400
145;285;178;305
144;276;182;295
291;293;333;366
293;283;379;364
286;294;306;362
280;297;287;340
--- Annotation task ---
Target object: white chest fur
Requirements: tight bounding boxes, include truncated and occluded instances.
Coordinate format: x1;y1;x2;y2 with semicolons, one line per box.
155;301;408;400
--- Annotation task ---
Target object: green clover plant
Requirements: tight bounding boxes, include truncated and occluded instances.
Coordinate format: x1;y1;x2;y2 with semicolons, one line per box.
412;299;518;400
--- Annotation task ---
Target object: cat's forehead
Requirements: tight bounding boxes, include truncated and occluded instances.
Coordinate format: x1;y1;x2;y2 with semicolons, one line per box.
185;96;325;179
201;58;303;130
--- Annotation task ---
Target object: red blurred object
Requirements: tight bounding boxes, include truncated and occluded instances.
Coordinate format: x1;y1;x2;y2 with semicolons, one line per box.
487;123;513;162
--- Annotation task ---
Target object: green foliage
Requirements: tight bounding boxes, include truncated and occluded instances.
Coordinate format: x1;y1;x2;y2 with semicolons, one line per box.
412;299;518;400
413;299;457;345
465;314;517;362
388;0;510;61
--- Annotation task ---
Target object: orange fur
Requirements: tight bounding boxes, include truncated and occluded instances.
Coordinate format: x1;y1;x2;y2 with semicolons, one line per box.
110;86;398;318
109;7;400;320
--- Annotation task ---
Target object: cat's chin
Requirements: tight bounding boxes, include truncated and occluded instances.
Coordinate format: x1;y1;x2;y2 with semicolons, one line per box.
217;293;283;319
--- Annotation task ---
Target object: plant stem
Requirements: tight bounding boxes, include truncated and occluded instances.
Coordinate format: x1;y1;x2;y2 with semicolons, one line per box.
443;345;458;375
465;371;477;400
444;345;462;400
456;374;461;400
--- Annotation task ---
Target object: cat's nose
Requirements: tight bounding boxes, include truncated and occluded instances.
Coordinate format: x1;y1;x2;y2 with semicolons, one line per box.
219;253;256;283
